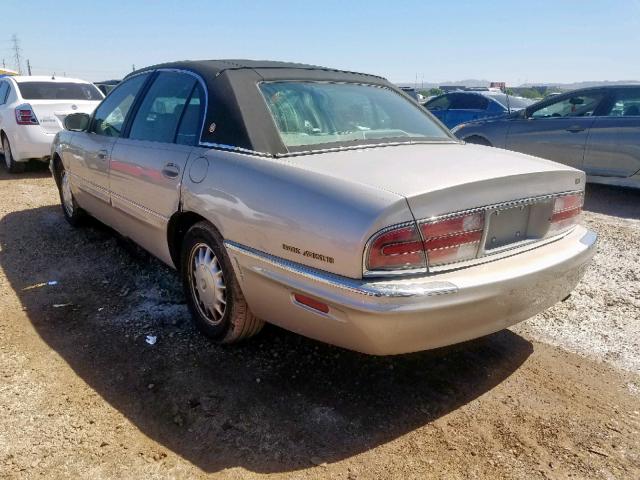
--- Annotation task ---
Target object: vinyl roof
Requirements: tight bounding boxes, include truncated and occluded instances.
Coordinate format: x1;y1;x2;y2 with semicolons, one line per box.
121;59;398;156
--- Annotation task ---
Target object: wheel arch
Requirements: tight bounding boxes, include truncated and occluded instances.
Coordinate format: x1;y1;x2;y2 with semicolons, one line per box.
463;135;493;147
167;210;223;270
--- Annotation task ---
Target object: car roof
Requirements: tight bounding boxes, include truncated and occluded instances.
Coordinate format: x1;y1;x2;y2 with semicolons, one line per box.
10;75;92;84
121;59;399;156
128;59;386;83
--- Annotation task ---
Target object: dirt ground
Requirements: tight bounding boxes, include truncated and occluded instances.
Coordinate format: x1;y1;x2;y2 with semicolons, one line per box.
0;162;638;480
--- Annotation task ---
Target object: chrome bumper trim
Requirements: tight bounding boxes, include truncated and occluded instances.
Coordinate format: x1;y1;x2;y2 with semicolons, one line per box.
224;241;458;298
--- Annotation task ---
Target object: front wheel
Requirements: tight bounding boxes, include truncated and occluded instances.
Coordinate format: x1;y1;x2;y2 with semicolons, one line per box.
181;221;263;343
2;135;26;173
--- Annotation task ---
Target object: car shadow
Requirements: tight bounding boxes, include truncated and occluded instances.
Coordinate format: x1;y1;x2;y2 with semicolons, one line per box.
583;183;640;220
0;204;533;474
0;155;52;178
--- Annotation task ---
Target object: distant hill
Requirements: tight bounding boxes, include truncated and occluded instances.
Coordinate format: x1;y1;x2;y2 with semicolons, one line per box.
397;79;640;90
520;80;640;89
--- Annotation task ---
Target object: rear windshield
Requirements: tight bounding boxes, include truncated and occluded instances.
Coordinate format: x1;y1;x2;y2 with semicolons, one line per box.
17;82;103;101
259;81;452;150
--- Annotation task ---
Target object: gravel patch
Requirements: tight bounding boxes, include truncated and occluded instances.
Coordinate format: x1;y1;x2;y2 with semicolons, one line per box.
514;184;640;374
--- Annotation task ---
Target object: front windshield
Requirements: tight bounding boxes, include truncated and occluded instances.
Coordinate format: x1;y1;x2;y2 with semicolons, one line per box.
259;81;452;150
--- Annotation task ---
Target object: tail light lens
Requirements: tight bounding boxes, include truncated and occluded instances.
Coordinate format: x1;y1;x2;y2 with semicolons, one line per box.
15;104;39;125
366;224;426;271
421;212;485;266
547;193;583;236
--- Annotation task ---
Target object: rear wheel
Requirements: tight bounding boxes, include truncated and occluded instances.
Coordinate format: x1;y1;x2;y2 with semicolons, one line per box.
181;221;263;343
464;135;492;147
56;162;85;226
2;135;26;173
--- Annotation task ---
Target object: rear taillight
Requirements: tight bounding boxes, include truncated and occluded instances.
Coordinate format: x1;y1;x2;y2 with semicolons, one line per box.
366;223;426;271
547;193;583;236
421;212;485;266
15;104;39;125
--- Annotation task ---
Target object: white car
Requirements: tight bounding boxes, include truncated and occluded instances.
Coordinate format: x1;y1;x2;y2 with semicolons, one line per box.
0;76;103;172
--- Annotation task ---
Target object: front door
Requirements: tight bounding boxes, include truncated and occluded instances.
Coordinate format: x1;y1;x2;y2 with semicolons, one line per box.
69;73;150;206
109;71;205;263
583;87;640;177
505;90;607;169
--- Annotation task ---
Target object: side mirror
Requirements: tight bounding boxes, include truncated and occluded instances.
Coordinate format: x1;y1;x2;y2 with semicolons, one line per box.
64;113;90;132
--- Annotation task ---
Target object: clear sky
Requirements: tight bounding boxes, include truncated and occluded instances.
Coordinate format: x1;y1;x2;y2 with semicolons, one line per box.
1;0;638;85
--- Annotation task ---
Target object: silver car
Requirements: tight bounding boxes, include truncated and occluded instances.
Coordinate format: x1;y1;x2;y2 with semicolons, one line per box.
452;85;640;189
51;60;596;355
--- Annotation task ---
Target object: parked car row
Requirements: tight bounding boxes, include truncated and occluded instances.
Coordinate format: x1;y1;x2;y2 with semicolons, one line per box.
452;85;640;188
48;60;596;355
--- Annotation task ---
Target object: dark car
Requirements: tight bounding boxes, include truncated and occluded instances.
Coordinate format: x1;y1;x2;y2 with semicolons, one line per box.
452;85;640;188
424;90;533;129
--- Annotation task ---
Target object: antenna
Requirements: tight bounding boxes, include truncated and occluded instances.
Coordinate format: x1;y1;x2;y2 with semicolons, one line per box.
11;34;23;74
505;86;511;114
26;59;32;76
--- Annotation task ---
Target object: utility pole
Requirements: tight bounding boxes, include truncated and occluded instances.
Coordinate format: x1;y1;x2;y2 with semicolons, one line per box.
26;59;32;76
11;34;23;74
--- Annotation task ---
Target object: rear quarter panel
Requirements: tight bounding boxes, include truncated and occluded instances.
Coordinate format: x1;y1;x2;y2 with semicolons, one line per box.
181;149;414;278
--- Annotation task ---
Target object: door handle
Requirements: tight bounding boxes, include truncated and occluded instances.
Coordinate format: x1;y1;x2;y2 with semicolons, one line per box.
97;149;108;159
161;163;180;179
566;125;585;133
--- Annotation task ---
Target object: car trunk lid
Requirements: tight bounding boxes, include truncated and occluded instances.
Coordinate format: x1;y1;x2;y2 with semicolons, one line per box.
288;143;583;218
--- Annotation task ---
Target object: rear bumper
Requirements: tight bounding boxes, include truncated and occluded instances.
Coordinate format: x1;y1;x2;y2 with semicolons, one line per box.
226;226;597;355
7;127;55;162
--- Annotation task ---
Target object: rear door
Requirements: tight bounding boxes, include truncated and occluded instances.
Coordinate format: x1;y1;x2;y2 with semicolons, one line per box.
108;71;205;260
583;87;640;177
68;73;150;205
505;90;607;169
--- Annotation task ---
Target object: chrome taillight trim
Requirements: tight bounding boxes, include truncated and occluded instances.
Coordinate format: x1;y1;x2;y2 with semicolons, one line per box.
363;190;584;278
363;220;428;277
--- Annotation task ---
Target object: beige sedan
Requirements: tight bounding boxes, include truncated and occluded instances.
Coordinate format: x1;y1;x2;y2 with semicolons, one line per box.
51;60;596;355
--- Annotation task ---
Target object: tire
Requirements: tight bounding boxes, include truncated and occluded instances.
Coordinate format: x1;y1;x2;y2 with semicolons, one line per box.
464;135;492;147
55;162;85;226
181;221;263;343
2;135;26;173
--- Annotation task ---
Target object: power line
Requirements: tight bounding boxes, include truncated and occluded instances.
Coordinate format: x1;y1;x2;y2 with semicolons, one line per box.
11;34;22;74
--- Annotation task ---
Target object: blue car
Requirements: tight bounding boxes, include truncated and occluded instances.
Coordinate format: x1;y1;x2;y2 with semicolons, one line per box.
424;91;534;129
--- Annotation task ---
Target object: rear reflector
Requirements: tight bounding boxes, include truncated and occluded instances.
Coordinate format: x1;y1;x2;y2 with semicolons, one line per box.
421;212;485;266
293;293;329;314
15;103;39;125
366;224;426;271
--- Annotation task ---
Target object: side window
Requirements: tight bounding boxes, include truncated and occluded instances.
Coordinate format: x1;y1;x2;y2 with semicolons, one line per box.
530;92;605;119
91;73;149;137
0;82;7;105
176;83;205;146
129;72;196;143
604;89;640;117
426;95;451;111
449;94;489;110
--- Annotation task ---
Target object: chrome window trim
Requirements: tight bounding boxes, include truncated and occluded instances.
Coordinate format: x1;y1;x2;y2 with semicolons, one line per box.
363;190;584;278
146;68;209;147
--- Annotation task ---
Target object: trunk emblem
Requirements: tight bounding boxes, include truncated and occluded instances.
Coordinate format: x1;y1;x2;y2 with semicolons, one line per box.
71;104;78;110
